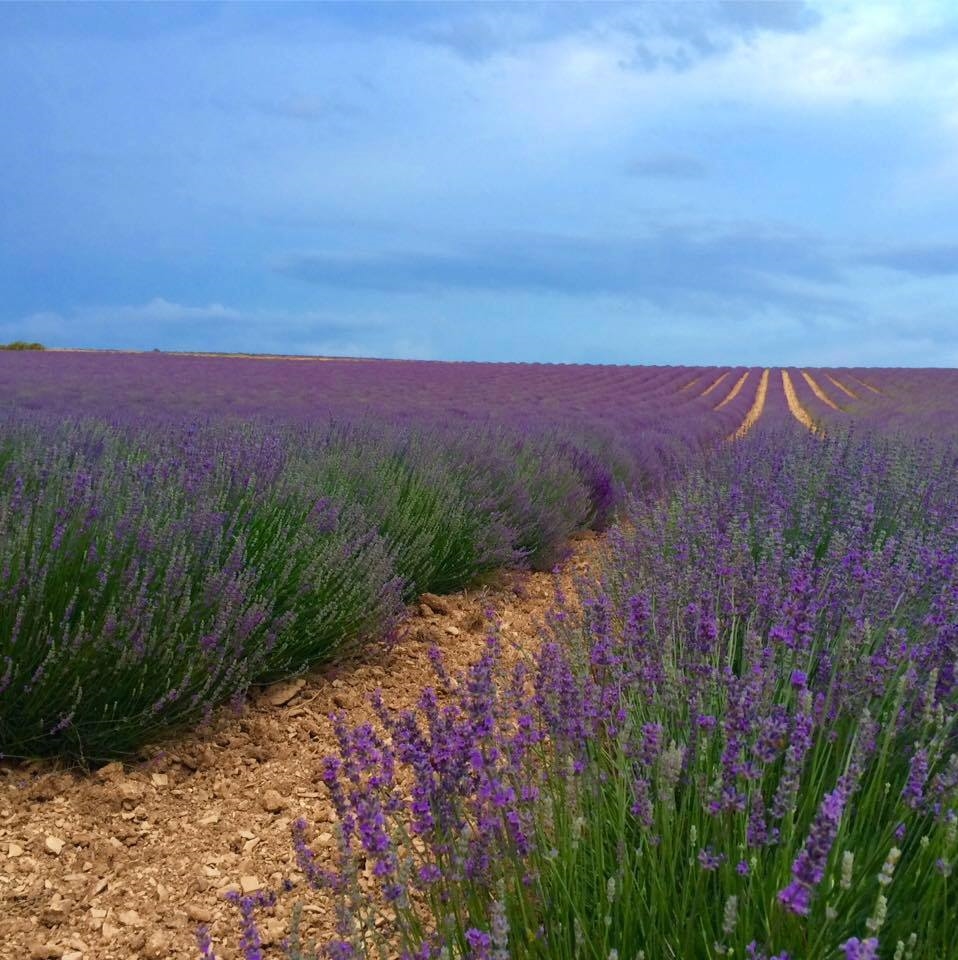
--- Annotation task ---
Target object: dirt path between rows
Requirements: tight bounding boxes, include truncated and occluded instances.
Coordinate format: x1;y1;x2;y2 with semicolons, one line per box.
781;369;817;434
800;371;841;411
713;370;749;410
729;368;769;440
0;534;604;960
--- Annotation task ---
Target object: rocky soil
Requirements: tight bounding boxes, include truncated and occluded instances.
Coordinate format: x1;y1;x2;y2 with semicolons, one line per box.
0;533;602;960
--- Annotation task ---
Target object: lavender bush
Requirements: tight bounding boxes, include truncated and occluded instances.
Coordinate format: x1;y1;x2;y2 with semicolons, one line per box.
243;430;957;960
0;417;401;759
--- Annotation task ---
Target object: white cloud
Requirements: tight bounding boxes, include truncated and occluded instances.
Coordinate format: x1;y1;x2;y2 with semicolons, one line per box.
454;1;958;140
104;297;242;323
2;299;391;356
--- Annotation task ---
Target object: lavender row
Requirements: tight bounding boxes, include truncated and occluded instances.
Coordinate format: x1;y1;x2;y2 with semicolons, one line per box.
237;429;958;960
0;413;603;760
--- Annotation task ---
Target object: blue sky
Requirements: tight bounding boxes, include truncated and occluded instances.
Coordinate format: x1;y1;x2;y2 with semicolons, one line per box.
2;1;958;365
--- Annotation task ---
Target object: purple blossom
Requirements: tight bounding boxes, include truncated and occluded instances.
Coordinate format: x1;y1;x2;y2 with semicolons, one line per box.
778;782;849;915
747;793;771;848
465;928;493;960
746;943;791;960
698;847;726;871
630;777;654;828
777;881;812;917
639;721;664;764
326;941;357;960
223;889;276;960
841;938;879;960
196;925;217;960
418;864;442;884
903;748;929;809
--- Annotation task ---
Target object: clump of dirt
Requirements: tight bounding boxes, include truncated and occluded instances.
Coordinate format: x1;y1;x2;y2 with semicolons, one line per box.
0;534;602;960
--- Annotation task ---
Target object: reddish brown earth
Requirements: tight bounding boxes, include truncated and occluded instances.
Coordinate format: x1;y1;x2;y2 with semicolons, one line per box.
0;534;602;960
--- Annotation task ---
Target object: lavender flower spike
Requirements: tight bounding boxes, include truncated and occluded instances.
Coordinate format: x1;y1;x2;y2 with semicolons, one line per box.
778;783;848;916
841;938;880;960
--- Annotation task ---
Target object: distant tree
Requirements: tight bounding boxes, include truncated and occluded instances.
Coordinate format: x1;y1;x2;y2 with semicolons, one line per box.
0;341;45;350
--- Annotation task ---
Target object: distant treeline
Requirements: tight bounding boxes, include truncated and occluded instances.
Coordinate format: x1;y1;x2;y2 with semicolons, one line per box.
0;341;45;350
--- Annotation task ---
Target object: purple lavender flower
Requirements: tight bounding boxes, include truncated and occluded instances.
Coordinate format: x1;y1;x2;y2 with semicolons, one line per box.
465;928;493;960
639;721;664;765
698;847;726;871
196;925;217;960
777;879;813;916
325;941;356;960
778;782;848;916
747;792;771;848
841;938;879;960
902;748;929;809
630;777;654;828
746;943;790;960
224;889;276;960
418;863;442;884
771;690;815;820
291;817;340;891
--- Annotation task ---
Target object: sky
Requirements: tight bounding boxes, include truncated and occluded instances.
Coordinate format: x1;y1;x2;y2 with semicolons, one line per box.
2;1;958;366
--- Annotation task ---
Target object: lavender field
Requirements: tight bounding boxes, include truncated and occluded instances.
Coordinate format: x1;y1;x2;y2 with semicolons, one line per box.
1;352;957;959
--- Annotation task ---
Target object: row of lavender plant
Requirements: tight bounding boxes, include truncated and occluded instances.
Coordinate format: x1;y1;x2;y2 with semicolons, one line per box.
0;352;752;494
0;413;600;761
241;428;957;960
